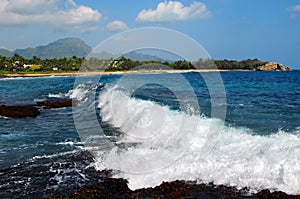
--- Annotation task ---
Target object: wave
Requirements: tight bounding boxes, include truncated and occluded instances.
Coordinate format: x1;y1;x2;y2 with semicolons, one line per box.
48;83;101;103
0;75;64;81
0;77;27;81
48;90;73;98
81;85;300;194
0;115;10;119
29;150;80;161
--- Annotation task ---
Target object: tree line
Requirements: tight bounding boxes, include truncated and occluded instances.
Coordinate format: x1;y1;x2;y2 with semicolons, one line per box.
0;54;84;72
0;54;267;73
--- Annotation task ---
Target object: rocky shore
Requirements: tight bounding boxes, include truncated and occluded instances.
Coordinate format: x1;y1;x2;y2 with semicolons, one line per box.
257;62;290;71
1;150;299;199
60;179;300;199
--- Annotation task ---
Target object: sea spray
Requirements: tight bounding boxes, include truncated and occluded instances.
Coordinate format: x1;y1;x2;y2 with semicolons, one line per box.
92;85;300;194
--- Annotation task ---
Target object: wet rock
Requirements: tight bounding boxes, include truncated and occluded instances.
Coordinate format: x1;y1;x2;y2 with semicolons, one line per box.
2;149;299;199
0;151;110;199
37;99;76;109
0;99;77;118
63;180;300;199
255;189;300;199
69;178;130;199
0;105;40;118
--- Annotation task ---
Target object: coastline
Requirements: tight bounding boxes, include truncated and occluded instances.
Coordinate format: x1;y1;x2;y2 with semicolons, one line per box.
2;68;297;78
1;69;249;78
1;70;299;198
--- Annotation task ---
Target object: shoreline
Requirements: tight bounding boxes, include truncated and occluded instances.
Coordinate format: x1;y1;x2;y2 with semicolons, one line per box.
2;68;297;78
1;69;251;78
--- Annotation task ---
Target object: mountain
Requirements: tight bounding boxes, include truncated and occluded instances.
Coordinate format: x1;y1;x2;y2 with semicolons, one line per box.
123;51;165;62
88;51;167;62
0;39;169;61
0;49;13;57
88;51;116;59
0;38;92;59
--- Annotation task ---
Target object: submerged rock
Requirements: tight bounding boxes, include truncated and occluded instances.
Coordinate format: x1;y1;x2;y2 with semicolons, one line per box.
0;105;40;118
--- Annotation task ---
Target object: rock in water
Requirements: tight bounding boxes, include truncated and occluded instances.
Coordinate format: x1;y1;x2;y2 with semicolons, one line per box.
0;100;77;118
37;99;75;109
0;105;40;118
257;62;290;71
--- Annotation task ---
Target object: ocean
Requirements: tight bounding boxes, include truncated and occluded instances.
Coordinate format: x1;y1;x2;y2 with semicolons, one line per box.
0;71;299;198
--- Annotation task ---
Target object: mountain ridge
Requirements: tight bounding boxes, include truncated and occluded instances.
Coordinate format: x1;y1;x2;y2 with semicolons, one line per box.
0;38;169;61
0;38;92;59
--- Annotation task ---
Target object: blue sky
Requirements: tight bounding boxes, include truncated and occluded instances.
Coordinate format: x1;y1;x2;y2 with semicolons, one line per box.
0;0;299;68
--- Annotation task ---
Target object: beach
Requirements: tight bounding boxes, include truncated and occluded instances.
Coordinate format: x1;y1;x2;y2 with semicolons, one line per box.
1;69;240;78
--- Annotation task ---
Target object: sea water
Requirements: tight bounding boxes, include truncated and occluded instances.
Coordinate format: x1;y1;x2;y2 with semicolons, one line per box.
0;71;299;196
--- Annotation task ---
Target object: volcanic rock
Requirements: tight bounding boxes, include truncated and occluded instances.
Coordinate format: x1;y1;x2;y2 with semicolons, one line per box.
63;180;300;199
0;105;40;118
37;99;76;109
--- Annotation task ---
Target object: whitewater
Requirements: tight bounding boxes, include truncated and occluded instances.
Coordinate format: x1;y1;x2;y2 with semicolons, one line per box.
1;71;299;197
71;83;300;194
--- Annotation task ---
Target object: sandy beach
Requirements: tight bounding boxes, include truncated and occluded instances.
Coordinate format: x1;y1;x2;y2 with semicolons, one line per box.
1;69;243;78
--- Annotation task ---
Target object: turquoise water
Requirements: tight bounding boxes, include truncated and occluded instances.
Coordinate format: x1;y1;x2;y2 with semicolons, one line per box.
0;71;299;195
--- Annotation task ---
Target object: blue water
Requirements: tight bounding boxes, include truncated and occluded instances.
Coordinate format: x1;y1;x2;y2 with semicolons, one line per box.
0;71;299;168
0;71;300;196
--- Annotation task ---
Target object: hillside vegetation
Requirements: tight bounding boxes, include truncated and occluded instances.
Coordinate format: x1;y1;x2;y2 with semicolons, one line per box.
0;38;91;59
0;53;279;73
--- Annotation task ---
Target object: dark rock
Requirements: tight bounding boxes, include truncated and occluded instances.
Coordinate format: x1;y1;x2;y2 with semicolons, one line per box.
70;178;131;199
0;151;111;199
0;99;77;118
0;105;40;118
256;189;300;199
62;180;300;199
37;99;76;109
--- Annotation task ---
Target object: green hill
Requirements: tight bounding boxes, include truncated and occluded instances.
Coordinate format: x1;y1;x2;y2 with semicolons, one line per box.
0;49;13;57
123;51;165;62
1;38;91;59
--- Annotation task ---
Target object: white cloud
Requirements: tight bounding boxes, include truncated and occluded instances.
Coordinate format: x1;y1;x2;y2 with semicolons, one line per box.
288;5;300;12
287;5;300;19
106;20;128;31
136;1;211;23
0;0;101;31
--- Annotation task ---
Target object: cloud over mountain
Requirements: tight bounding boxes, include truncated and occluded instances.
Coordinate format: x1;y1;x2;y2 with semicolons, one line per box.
0;0;101;31
106;20;128;31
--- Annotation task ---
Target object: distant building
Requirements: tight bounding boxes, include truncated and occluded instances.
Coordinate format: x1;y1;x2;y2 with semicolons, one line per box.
13;61;20;66
23;64;32;69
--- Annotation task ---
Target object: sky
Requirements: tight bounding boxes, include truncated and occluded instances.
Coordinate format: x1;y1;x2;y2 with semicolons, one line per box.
0;0;299;68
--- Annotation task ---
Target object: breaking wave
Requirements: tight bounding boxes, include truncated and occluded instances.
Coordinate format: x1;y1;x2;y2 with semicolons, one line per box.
72;84;300;194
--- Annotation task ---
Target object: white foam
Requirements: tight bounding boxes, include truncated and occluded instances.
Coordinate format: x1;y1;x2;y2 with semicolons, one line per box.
48;83;99;103
29;150;80;160
0;77;27;81
91;85;300;194
0;75;65;81
48;90;73;98
71;83;100;102
0;115;10;119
